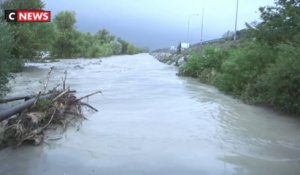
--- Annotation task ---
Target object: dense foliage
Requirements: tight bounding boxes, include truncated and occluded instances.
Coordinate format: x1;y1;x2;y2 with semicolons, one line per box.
50;11;141;58
181;46;228;82
1;0;55;59
181;0;300;115
0;22;15;98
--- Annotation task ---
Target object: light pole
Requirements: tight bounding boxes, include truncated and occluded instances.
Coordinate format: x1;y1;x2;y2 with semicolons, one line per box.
200;8;204;47
234;0;239;41
187;19;190;42
187;14;200;43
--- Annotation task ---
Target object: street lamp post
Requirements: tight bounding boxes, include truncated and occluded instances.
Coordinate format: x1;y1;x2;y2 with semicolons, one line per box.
234;0;239;41
187;19;190;43
200;8;204;47
187;14;199;43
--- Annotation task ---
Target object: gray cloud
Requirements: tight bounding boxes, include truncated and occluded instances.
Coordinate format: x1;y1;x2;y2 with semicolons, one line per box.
44;0;274;50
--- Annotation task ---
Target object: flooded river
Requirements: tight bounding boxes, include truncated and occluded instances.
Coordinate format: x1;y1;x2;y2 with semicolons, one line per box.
0;54;300;175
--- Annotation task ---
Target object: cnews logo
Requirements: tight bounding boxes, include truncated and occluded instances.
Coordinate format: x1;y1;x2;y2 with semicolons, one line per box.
5;10;51;22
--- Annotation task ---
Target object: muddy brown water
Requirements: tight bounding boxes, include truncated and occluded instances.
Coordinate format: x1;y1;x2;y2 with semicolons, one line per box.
0;54;300;175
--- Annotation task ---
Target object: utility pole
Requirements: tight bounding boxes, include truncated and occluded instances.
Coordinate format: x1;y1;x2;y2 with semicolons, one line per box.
234;0;239;41
187;19;190;43
200;8;204;47
187;14;199;43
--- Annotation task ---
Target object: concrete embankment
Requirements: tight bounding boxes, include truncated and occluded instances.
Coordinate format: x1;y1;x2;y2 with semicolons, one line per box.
151;52;188;68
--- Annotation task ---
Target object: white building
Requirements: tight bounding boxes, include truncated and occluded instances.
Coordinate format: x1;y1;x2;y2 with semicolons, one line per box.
178;42;190;53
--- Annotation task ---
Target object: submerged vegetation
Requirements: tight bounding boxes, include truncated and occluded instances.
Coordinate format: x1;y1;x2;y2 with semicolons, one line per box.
180;0;300;115
0;69;100;149
0;0;142;98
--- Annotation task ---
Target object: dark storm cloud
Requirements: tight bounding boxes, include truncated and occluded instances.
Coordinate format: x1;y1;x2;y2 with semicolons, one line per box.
44;0;274;50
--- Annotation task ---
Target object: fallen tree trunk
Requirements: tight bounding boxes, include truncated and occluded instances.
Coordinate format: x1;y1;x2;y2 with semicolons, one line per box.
0;93;57;122
0;93;53;104
0;95;36;104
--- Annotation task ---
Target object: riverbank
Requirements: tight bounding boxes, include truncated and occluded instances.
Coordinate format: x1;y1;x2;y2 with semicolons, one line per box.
152;41;300;117
150;52;188;68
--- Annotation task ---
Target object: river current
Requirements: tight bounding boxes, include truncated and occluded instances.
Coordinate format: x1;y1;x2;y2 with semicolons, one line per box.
0;54;299;175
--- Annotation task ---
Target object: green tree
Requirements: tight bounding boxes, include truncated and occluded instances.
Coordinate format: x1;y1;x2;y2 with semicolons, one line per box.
1;0;54;59
54;11;76;31
110;40;122;55
1;0;44;10
75;32;94;57
51;11;79;58
95;29;115;44
0;22;16;98
254;0;300;45
117;38;129;54
51;30;80;58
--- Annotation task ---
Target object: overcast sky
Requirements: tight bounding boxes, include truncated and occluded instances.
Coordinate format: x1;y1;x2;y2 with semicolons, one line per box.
44;0;275;50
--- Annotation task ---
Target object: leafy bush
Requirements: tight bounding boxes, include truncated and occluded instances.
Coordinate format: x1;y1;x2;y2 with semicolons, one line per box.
127;44;140;55
181;46;229;82
214;42;275;98
86;43;114;58
255;44;300;115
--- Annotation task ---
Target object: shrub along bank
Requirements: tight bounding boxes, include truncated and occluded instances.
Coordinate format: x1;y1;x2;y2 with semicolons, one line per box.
179;0;300;116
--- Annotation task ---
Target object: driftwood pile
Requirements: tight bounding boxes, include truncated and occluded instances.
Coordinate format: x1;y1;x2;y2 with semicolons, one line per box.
0;68;100;149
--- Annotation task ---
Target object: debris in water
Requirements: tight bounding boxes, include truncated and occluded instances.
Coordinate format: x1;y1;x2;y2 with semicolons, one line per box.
0;68;101;149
